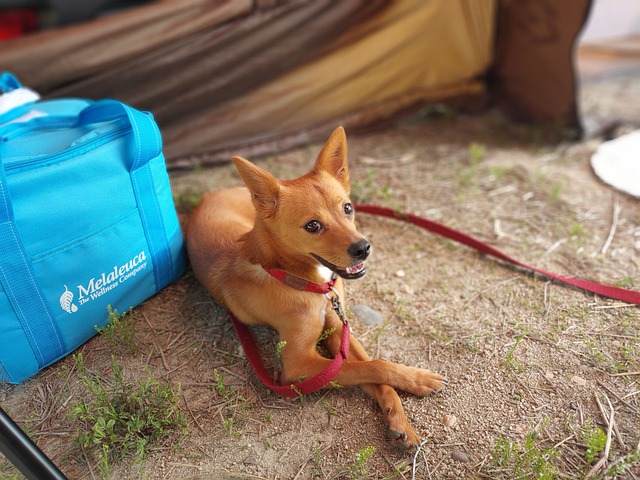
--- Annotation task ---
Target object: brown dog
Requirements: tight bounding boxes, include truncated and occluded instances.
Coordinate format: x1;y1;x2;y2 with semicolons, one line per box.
186;127;446;449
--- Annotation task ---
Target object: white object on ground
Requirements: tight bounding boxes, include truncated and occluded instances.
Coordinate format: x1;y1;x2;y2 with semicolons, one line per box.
591;130;640;197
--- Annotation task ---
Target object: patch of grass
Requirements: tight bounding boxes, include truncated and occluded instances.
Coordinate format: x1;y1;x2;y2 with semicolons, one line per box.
583;421;607;464
275;340;287;366
348;445;376;479
604;451;640;477
223;417;243;437
70;354;187;478
469;142;486;164
321;399;337;416
173;189;203;214
570;222;585;237
96;306;137;354
615;276;636;289
488;165;514;182
534;167;563;201
211;369;248;435
309;434;326;479
213;368;229;398
582;338;609;367
351;169;401;210
620;342;640;363
454;141;486;188
549;182;563;201
501;336;525;372
350;169;378;204
492;421;560;479
465;335;485;354
0;458;22;480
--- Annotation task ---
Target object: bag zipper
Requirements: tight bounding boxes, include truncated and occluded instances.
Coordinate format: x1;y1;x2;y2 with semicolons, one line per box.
3;122;129;173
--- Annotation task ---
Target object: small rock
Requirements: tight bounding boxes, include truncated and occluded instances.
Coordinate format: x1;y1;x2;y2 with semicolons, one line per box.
351;304;384;327
451;450;469;463
442;414;457;428
544;370;554;380
570;375;587;387
243;456;259;465
396;269;406;278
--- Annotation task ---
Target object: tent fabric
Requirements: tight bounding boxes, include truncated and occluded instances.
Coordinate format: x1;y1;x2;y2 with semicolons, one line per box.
0;0;589;168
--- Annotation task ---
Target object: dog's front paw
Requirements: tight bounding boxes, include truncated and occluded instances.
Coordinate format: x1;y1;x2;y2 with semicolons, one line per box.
405;368;448;397
385;408;420;450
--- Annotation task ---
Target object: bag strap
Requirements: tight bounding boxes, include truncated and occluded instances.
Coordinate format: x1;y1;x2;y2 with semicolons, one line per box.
78;100;175;291
78;100;161;169
0;138;66;368
355;204;640;305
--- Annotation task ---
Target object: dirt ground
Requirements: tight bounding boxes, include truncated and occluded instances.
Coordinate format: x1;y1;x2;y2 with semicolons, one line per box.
2;69;640;479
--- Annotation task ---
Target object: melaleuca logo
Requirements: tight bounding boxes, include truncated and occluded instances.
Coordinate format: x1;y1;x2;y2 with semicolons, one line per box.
59;285;78;314
59;251;148;313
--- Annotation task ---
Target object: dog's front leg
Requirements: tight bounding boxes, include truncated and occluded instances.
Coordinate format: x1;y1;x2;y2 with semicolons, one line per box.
321;313;447;449
321;314;422;449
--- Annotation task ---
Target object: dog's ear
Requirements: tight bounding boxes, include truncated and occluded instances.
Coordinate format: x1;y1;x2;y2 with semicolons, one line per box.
233;156;280;217
314;126;350;191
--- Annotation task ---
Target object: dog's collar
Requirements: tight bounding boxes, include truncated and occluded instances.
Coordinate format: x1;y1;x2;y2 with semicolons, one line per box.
262;267;338;294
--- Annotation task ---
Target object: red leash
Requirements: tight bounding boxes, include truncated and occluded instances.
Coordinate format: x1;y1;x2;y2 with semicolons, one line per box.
229;312;349;398
355;204;640;305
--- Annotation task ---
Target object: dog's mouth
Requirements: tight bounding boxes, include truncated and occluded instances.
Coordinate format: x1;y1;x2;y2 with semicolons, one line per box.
310;253;367;280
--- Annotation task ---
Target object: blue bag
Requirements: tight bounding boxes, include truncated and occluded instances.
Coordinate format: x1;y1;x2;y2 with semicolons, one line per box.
0;73;185;383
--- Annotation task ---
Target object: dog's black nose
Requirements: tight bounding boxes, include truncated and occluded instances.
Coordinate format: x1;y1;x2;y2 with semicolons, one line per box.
348;239;371;261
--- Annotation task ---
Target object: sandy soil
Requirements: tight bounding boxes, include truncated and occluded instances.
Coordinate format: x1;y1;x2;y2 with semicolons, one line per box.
1;72;639;479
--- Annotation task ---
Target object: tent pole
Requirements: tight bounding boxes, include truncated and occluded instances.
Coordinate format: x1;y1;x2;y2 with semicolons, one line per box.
0;407;67;480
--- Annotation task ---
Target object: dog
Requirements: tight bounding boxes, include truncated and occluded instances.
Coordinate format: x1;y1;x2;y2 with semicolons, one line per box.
186;127;446;449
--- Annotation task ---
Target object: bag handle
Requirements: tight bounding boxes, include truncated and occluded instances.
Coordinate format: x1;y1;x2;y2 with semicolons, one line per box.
78;100;162;171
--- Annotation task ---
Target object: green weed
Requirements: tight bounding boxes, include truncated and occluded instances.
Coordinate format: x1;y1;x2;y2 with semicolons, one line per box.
492;421;560;479
173;190;203;214
570;222;585;237
96;306;137;354
223;417;242;436
276;340;287;366
212;369;248;436
317;328;336;346
70;354;187;477
348;445;376;479
321;399;337;416
615;276;636;289
604;451;640;477
583;421;607;464
469;142;486;164
0;458;22;480
501;337;525;372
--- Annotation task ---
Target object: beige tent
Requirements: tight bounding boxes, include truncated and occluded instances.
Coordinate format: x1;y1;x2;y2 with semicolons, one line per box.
0;0;591;168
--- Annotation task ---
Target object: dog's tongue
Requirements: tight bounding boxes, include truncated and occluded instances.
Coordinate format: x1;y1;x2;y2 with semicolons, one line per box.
345;262;366;275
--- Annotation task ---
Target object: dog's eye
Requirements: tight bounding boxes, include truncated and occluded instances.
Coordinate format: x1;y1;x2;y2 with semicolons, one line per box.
304;220;322;233
344;202;354;215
